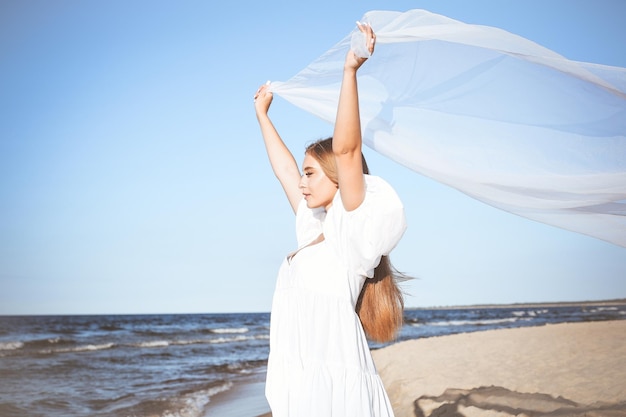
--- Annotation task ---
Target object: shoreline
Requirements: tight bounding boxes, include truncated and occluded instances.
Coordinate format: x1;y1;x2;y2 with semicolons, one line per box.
202;371;270;417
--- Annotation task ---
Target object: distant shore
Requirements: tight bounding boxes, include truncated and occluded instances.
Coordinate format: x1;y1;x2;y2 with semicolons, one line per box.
3;298;625;317
406;298;626;310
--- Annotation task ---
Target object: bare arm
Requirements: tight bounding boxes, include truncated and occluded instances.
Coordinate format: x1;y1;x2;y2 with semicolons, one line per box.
254;84;302;214
333;23;376;211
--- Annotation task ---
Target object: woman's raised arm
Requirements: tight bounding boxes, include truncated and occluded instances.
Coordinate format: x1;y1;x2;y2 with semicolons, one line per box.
254;83;302;214
254;84;302;213
332;23;376;212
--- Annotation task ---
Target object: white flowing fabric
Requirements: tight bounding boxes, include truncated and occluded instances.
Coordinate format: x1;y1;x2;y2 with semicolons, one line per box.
271;9;626;247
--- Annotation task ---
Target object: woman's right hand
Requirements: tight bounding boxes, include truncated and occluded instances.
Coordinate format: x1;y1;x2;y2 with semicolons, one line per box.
345;22;376;72
254;82;273;116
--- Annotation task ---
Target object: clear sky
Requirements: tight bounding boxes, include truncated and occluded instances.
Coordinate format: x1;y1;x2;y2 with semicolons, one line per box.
1;0;625;315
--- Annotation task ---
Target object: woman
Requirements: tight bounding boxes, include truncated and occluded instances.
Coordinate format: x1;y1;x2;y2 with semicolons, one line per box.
254;22;406;417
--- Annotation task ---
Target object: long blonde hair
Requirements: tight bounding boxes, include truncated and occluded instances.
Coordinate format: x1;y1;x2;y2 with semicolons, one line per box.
306;138;405;343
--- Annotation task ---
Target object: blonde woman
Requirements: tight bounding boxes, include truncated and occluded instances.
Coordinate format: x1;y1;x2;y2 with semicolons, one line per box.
254;22;406;417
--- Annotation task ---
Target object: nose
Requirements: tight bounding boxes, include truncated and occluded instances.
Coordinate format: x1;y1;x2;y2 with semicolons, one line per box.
299;174;307;188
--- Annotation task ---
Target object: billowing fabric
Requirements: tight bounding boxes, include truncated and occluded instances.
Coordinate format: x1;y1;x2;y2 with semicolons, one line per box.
271;9;626;247
266;175;406;417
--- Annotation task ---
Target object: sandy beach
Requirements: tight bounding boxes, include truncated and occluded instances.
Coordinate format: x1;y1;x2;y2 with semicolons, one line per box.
373;320;626;417
245;320;626;417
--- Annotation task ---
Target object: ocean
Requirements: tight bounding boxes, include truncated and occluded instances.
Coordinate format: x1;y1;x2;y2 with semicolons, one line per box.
1;302;624;417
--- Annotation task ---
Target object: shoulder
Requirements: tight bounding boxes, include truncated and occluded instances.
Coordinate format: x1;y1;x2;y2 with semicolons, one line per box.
334;174;404;215
326;175;407;277
364;174;401;200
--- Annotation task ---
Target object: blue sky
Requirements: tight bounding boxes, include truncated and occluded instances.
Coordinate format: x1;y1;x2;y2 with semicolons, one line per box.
1;0;625;315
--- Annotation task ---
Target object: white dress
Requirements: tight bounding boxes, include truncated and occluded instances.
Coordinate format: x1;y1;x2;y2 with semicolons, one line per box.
265;175;407;417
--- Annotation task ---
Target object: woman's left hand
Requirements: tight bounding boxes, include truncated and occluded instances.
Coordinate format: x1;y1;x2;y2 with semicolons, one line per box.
254;82;273;116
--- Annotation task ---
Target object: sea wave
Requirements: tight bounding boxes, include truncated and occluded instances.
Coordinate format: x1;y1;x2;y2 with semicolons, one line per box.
134;340;171;348
96;381;235;417
210;335;252;344
526;309;549;316
190;334;269;345
38;342;115;354
162;381;233;417
6;333;270;356
588;307;618;313
211;327;249;334
511;310;548;317
424;317;521;327
131;334;270;349
0;341;24;351
22;337;77;349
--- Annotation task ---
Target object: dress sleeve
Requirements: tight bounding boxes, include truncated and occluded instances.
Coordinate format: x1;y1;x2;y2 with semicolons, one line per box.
324;175;407;278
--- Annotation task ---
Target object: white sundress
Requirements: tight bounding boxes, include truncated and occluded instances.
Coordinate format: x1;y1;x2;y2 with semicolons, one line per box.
265;174;407;417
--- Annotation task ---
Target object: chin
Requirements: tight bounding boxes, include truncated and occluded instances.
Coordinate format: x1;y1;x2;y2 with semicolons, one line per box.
306;200;322;209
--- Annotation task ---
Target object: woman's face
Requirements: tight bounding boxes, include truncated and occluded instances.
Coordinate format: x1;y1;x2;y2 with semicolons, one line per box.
300;153;337;210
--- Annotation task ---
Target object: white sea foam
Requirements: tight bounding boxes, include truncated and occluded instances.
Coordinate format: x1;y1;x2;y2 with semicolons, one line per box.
216;334;269;343
0;341;24;351
39;343;115;354
168;334;270;345
210;335;251;344
182;334;268;345
172;339;202;346
212;327;249;334
133;334;270;349
512;309;548;317
162;381;233;417
430;317;519;327
136;340;170;348
586;307;621;315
